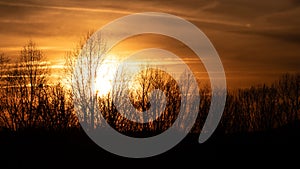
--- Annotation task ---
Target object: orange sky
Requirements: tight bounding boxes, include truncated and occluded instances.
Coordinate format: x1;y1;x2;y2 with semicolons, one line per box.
0;0;300;88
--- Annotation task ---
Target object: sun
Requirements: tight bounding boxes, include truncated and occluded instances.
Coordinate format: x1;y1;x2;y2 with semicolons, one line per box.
94;53;146;97
95;54;118;97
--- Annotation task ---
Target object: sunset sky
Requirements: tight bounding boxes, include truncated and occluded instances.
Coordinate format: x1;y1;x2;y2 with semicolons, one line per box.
0;0;300;88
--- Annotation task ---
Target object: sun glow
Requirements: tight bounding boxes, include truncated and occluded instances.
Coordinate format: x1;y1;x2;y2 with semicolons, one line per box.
94;53;154;97
95;54;119;97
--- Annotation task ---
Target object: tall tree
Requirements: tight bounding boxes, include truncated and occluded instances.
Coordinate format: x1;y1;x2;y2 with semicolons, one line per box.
3;41;49;130
65;31;107;130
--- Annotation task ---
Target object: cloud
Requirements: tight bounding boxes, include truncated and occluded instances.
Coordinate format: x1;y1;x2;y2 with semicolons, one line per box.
0;0;300;88
0;0;131;15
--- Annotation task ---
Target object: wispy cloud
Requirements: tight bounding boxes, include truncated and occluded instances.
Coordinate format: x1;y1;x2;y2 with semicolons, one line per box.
0;0;300;88
0;0;248;28
0;1;131;15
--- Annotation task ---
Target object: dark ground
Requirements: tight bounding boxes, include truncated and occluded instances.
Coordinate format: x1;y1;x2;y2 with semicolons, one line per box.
1;122;300;168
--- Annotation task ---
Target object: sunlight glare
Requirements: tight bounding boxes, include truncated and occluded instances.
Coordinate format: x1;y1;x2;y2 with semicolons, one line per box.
95;54;118;97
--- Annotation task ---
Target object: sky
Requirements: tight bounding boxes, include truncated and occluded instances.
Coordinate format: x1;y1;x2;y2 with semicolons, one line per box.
0;0;300;88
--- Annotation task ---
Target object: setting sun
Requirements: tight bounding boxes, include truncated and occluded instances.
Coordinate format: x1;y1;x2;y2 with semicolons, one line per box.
95;54;119;97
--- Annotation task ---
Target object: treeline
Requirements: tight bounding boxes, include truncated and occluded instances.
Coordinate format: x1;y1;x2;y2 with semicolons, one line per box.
0;41;78;131
0;40;299;135
219;73;300;133
97;69;300;135
98;68;184;135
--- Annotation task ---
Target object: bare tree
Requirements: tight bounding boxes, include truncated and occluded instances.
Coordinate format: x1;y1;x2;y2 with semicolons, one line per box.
100;66;191;135
1;41;48;130
36;83;78;130
64;31;107;130
0;52;10;129
0;42;80;131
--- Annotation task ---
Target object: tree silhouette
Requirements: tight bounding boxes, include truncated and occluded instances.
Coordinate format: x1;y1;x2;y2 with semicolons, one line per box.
0;41;78;131
0;41;48;130
64;31;107;130
0;39;299;138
